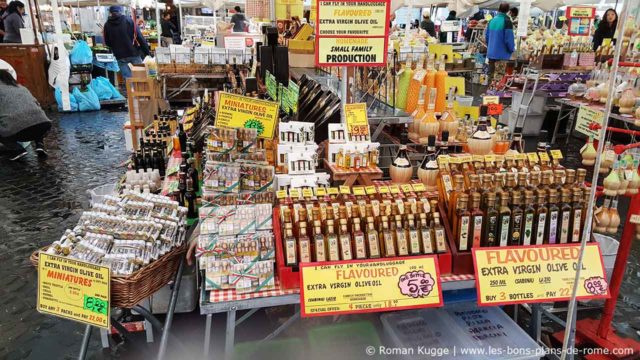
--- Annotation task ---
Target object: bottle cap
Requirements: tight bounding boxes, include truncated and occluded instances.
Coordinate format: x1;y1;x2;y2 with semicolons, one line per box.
480;105;488;117
427;135;436;147
442;130;449;142
524;190;534;200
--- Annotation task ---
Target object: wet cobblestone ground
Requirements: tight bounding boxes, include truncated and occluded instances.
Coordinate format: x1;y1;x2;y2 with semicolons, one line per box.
0;110;639;359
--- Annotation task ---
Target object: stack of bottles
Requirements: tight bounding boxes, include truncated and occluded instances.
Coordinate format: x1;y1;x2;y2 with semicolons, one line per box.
279;184;448;266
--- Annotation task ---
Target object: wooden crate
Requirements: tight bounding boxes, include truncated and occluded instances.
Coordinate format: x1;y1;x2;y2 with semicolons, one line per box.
126;78;160;150
0;44;54;107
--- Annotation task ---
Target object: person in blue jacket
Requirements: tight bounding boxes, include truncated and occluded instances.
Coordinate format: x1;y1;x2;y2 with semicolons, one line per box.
485;3;515;81
103;6;150;79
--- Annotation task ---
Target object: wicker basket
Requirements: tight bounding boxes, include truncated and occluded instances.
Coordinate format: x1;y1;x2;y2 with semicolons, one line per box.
30;244;187;308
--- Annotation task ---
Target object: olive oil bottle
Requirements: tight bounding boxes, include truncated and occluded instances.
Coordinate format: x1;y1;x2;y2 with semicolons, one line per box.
522;191;536;246
313;220;327;262
419;213;435;254
338;219;353;260
509;192;524;246
298;222;311;263
406;214;421;255
284;223;297;266
498;192;512;247
366;217;381;258
326;220;340;261
546;189;560;244
558;189;572;244
469;193;484;248
352;218;367;259
570;189;583;243
454;194;471;251
482;192;499;247
394;215;409;256
380;216;396;257
534;190;548;245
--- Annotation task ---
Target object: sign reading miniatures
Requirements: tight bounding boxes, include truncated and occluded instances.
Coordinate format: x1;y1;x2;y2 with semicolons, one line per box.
300;256;443;317
315;0;390;66
566;6;595;36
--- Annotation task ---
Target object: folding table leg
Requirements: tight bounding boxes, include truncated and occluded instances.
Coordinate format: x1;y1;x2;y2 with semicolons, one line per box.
78;325;92;360
224;309;237;360
204;314;212;360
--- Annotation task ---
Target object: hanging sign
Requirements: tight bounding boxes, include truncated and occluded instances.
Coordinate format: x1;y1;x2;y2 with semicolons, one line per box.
315;0;390;66
215;92;279;139
575;106;604;140
344;103;370;141
473;243;609;306
37;253;111;329
567;6;595;36
300;256;443;317
517;0;531;37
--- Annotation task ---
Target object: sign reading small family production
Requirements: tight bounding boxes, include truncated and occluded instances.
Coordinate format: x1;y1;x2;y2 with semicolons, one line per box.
37;253;111;329
473;244;608;306
300;256;443;317
215;92;279;139
315;0;390;66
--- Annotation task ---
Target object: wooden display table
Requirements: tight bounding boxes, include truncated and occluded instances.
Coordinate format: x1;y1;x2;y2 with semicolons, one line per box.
0;44;54;107
324;160;383;186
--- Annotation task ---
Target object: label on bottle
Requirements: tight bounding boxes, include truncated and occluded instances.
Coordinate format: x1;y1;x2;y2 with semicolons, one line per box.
409;230;421;254
345;202;354;218
511;214;523;245
371;200;380;217
560;211;570;244
378;186;390;194
458;216;470;251
328;237;340;261
472;215;483;248
384;234;396;257
499;215;510;247
331;203;340;219
435;229;447;252
315;238;326;262
367;232;380;258
396;232;409;256
340;235;353;260
536;213;547;245
285;239;297;265
572;210;582;243
299;240;311;263
442;175;453;200
319;203;328;220
549;211;559;244
523;213;534;246
486;216;498;247
354;234;367;259
421;229;434;254
276;190;287;199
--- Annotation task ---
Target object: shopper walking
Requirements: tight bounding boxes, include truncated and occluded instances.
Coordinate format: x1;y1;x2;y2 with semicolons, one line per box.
593;8;617;51
485;3;515;82
420;13;436;37
231;6;248;32
103;5;150;79
0;0;8;43
0;70;51;160
2;0;25;43
160;12;176;47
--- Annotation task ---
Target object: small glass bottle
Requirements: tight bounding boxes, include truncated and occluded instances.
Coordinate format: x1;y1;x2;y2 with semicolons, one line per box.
298;222;311;263
284;223;297;266
326;220;340;261
419;213;434;254
313;220;326;262
546;189;560;244
482;193;499;247
509;192;524;246
353;218;367;259
338;219;353;260
498;193;512;247
534;190;548;245
454;194;471;251
469;193;484;249
432;212;448;253
522;191;536;246
558;189;573;244
394;215;409;256
380;216;396;257
570;189;584;243
406;214;421;255
366;217;381;258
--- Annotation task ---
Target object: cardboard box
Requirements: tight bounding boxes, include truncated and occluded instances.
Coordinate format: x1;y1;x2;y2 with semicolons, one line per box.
288;39;314;53
288;53;315;68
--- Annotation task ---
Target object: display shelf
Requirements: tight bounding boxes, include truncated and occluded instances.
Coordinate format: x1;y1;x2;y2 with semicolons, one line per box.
556;98;640;127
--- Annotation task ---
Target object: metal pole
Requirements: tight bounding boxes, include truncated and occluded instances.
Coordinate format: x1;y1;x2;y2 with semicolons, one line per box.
157;257;185;360
178;0;183;36
341;65;348;123
77;325;92;360
559;0;630;358
155;0;161;39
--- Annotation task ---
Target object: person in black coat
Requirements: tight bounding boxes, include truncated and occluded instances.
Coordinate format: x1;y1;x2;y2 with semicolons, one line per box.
103;6;150;79
420;13;436;37
593;8;617;51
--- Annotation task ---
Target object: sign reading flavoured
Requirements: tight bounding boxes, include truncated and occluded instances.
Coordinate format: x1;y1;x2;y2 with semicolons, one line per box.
316;0;390;66
344;103;370;141
215;92;279;139
473;243;609;306
300;256;443;317
37;253;111;329
575;106;604;140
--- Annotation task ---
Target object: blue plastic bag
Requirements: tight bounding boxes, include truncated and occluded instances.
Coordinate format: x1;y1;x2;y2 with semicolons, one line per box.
55;87;78;112
69;40;93;65
95;76;124;100
73;86;101;111
90;77;112;100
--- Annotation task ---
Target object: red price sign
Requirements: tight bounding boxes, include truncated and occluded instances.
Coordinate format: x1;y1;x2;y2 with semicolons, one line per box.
487;103;503;116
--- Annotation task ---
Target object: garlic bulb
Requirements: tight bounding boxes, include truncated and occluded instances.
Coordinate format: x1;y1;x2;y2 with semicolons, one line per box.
594;198;611;233
607;200;621;234
580;136;597;166
618;163;630;195
603;165;621;196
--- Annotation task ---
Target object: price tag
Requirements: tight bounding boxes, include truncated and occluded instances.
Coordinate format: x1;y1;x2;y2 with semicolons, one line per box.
339;185;351;195
315;187;327;196
328;187;339;195
516;153;527;161
538;152;550;162
344;103;370;141
365;186;377;195
484;155;495;162
504;154;516;161
558;15;567;21
495;155;505;163
389;185;400;194
289;189;300;198
437;155;450;165
527;152;540;164
352;186;366;196
630;214;640;224
37;253;111;329
473;244;609;306
472;155;484;163
378;186;390;194
300;256;443;317
400;184;414;193
487;103;504;116
302;188;314;198
550;150;564;160
461;155;473;163
482;96;500;105
412;183;426;192
276;190;288;199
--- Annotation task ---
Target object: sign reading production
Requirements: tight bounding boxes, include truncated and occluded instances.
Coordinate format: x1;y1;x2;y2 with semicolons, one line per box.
215;92;279;139
315;0;390;66
473;244;609;306
37;253;111;329
300;256;443;317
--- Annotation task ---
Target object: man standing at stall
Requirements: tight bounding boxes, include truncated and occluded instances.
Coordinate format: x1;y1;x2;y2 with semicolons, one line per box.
160;12;176;47
485;3;515;82
103;5;150;79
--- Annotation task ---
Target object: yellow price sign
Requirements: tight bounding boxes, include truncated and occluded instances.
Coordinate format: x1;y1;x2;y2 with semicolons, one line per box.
339;186;351;195
550;150;563;160
352;186;366;196
365;186;377;195
527;152;540;164
302;188;314;198
515;153;527;161
538;152;550;162
344;103;370;141
437;155;450;165
484;155;495;162
215;92;279;139
504;154;516;161
276;190;288;199
472;155;484;163
315;187;327;196
400;184;414;193
412;183;426;192
300;256;443;317
473;244;609;306
378;186;390;194
37;253;111;329
289;189;301;198
328;187;339;195
389;185;400;194
482;96;500;105
460;155;473;163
